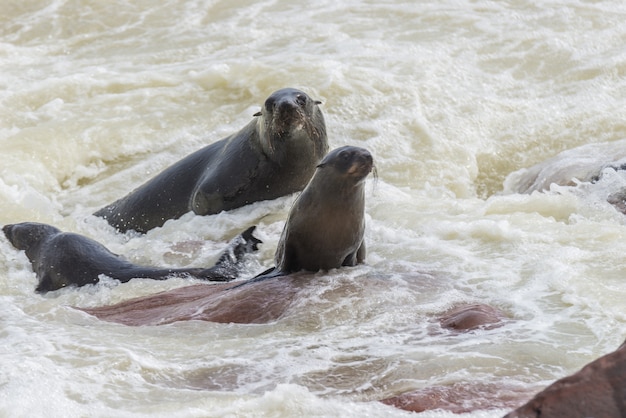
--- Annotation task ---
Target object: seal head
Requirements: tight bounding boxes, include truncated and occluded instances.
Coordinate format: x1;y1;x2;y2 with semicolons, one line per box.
255;87;327;163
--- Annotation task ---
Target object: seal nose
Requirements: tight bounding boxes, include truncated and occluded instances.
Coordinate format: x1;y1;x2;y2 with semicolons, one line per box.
276;96;301;114
357;150;374;170
2;224;14;241
263;99;290;118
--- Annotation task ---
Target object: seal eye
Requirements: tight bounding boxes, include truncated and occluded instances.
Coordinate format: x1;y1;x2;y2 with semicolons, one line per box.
295;94;307;107
265;97;276;112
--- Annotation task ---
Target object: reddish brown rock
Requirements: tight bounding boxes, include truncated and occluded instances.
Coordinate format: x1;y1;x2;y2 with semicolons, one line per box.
381;382;533;413
504;339;626;418
79;274;307;325
440;303;506;331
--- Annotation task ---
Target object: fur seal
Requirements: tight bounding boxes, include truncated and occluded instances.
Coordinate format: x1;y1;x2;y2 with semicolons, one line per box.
3;222;261;293
80;146;375;325
95;88;328;233
273;145;372;273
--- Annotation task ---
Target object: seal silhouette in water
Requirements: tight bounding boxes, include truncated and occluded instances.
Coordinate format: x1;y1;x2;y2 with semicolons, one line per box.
80;146;374;325
94;88;328;233
3;222;261;293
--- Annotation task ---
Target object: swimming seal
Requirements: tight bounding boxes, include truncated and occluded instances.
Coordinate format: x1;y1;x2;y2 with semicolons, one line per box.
94;87;328;233
80;146;375;325
3;222;261;293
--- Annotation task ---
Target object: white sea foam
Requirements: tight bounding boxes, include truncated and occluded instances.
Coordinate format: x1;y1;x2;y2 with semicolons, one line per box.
1;0;626;417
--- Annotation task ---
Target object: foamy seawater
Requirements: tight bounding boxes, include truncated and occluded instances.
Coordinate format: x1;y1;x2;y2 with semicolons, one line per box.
1;1;626;417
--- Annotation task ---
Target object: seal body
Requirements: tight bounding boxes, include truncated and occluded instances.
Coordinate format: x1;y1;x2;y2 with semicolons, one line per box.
274;145;373;273
3;222;260;293
80;146;375;325
94;88;328;233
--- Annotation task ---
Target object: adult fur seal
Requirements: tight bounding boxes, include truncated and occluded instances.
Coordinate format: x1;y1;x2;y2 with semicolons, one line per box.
3;222;261;293
94;88;328;233
80;146;374;325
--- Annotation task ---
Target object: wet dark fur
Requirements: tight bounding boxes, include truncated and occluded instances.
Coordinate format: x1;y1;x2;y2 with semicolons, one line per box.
3;222;260;293
274;145;373;273
94;88;328;233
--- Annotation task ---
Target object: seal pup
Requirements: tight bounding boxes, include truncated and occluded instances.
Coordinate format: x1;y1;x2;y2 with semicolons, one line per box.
272;145;372;273
80;146;375;325
503;139;626;194
3;222;261;293
94;88;328;233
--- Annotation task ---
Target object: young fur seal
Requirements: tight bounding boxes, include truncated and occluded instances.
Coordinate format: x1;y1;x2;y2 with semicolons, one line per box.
94;88;328;233
272;145;372;273
3;222;261;293
80;146;374;325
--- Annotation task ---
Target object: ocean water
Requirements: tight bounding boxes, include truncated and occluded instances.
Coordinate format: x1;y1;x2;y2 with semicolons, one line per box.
1;0;626;416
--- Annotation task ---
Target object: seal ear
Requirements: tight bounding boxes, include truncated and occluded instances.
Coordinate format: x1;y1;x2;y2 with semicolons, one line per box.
253;111;262;117
314;100;322;105
316;163;327;168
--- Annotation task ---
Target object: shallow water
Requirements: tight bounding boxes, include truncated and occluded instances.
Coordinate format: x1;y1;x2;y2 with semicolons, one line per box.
1;0;626;416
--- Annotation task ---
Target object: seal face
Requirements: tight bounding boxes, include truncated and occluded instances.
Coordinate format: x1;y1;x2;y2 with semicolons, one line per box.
3;222;260;293
94;88;328;233
275;145;374;273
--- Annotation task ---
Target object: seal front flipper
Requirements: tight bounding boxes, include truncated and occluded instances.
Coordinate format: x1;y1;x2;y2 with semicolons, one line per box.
197;226;262;282
189;130;265;216
342;241;366;267
35;273;56;294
